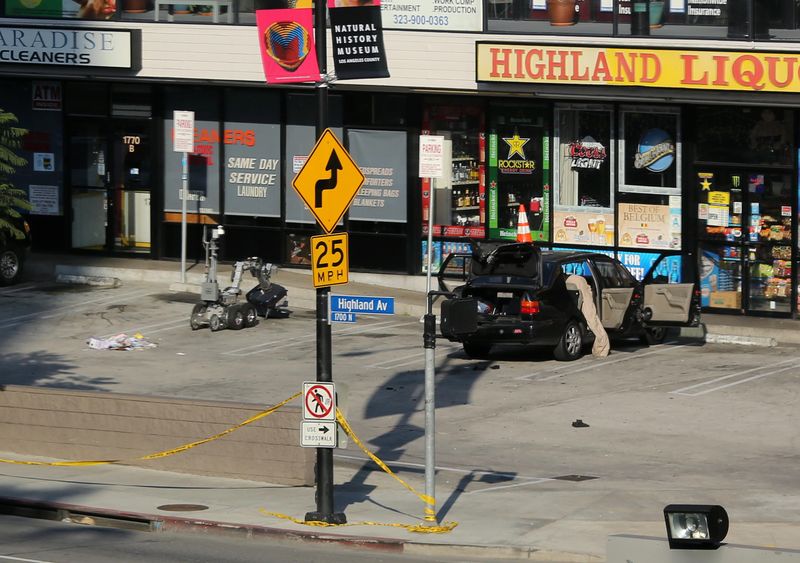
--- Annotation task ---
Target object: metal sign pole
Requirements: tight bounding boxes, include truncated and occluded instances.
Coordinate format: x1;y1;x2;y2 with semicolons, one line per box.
181;152;188;284
423;175;437;524
304;0;345;525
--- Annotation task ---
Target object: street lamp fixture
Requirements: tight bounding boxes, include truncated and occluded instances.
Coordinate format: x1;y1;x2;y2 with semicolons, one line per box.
663;504;729;550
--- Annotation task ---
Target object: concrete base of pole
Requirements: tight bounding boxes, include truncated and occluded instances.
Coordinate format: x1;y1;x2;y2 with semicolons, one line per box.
304;511;347;524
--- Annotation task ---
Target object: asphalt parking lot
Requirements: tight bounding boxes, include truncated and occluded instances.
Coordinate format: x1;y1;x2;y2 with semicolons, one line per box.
1;279;799;554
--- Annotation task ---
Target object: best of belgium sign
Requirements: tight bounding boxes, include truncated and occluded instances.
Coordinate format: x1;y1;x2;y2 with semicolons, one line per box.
476;43;800;93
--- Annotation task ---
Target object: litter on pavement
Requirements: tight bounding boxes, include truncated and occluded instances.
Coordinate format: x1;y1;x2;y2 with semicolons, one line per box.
87;333;156;351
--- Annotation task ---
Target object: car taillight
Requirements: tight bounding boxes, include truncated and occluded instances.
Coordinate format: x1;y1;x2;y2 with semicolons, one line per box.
520;299;540;315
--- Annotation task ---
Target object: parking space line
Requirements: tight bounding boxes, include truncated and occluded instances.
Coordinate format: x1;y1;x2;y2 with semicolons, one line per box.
671;357;799;396
223;319;399;355
519;342;690;382
225;320;414;357
367;344;460;369
133;322;191;336
0;289;154;326
0;282;40;294
463;478;553;495
103;317;194;338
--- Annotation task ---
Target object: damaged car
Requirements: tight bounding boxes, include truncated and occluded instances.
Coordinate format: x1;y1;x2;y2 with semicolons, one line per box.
437;242;701;361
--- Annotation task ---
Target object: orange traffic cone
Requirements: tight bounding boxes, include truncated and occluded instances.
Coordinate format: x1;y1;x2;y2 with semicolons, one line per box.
516;204;532;243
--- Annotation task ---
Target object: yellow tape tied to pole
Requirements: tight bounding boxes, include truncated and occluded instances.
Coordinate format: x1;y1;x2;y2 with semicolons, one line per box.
261;408;457;534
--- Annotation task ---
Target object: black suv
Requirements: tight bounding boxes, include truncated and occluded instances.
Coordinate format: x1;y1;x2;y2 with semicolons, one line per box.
0;216;31;286
438;242;701;361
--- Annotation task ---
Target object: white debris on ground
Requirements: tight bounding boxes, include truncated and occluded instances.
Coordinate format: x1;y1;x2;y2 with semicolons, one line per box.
87;333;157;351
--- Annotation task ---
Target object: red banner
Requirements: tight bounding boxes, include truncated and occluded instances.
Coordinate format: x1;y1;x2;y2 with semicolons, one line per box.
256;9;320;84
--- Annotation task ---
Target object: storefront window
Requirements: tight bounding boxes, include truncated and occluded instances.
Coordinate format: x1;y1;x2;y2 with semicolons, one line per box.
487;102;550;241
553;104;613;247
619;106;680;195
485;0;800;40
223;89;281;218
163;87;221;216
420;101;485;254
348;129;408;225
695;106;794;167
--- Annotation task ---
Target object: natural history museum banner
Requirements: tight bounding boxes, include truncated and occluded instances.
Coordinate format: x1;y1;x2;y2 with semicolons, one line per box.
477;44;800;93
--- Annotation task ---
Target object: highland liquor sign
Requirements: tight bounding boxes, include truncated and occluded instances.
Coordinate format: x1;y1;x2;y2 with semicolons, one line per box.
0;26;137;69
477;43;800;93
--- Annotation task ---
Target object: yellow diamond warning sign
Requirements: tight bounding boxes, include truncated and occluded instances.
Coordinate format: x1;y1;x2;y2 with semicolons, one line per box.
311;232;349;288
292;129;365;234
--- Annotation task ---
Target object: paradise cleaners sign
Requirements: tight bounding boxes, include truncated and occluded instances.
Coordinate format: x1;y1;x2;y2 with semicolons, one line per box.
0;26;136;69
477;43;800;93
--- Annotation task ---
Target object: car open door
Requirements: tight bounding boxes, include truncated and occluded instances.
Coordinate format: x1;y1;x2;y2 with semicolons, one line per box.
590;258;635;331
436;252;472;293
642;255;701;327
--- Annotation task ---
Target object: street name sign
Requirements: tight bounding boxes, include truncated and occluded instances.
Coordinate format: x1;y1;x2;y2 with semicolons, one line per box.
330;295;395;315
303;381;336;422
292;129;365;233
331;311;357;323
301;421;337;448
311;232;349;288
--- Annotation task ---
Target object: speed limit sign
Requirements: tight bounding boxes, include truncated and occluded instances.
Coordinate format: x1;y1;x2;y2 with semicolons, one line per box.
311;232;349;288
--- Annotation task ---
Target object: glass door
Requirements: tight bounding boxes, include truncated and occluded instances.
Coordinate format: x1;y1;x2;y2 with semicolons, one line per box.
743;171;793;314
68;119;152;254
69;120;109;251
112;121;152;254
696;168;793;314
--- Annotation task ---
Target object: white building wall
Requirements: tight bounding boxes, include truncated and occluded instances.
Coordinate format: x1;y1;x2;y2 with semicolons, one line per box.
0;17;784;90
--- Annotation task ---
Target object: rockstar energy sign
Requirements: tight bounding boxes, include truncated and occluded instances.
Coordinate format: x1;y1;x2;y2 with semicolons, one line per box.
476;43;800;93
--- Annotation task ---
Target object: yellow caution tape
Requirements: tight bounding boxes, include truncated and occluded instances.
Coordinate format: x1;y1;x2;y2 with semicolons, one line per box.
260;508;458;534
0;392;302;467
1;389;458;534
260;408;458;534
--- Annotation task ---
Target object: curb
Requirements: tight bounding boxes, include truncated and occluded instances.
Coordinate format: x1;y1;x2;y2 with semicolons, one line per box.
705;333;778;347
0;497;606;561
56;274;121;288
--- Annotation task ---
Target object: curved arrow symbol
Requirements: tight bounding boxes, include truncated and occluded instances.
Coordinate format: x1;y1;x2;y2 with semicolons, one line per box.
315;150;342;208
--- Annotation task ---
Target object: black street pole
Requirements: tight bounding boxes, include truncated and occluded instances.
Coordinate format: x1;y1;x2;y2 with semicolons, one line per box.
305;0;345;525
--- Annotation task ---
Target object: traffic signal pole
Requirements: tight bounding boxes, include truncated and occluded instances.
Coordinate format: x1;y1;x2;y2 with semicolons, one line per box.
305;0;345;525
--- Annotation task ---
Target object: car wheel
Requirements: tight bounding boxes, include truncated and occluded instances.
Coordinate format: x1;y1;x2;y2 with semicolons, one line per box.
0;247;22;286
641;326;667;345
189;303;208;330
242;304;258;328
209;314;224;332
553;320;583;361
228;305;246;330
463;341;491;359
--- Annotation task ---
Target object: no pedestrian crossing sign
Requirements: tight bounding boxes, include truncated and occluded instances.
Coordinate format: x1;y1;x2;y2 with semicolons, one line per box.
301;382;337;448
303;381;336;422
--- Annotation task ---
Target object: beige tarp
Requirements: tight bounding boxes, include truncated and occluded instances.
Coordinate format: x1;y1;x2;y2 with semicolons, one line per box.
566;274;610;358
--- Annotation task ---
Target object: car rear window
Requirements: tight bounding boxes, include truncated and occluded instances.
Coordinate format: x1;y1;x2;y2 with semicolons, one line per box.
471;244;539;279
